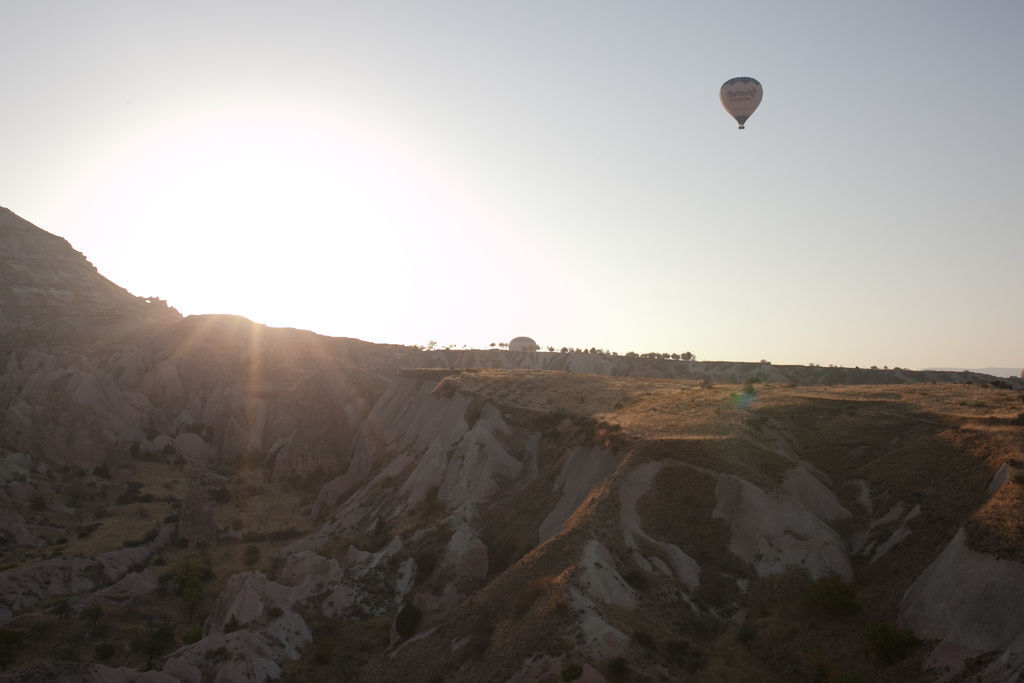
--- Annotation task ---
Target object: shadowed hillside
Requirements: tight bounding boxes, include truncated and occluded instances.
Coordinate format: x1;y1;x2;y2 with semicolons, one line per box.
2;208;1024;682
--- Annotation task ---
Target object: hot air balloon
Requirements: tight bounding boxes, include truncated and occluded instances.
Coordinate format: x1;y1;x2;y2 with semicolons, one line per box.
720;77;763;129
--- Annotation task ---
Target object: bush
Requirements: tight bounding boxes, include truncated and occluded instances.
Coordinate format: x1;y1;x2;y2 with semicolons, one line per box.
864;622;921;664
395;602;422;639
0;629;24;668
803;576;860;616
632;630;655;649
81;604;104;624
182;626;204;645
561;663;583;681
313;637;334;665
94;642;115;660
243;545;261;567
512;577;551;617
622;569;649;591
607;657;629;681
210;487;232;505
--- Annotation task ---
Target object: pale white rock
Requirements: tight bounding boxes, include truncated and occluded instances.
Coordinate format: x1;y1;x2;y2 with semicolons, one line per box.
569;585;628;659
901;528;1024;654
162;628;294;683
413;582;462;613
539;446;620;543
714;474;851;581
780;466;851;522
851;479;873;515
0;451;34;481
173;432;211;468
0;509;44;547
0;526;169;619
986;462;1013;496
578;539;634;608
394;557;416;602
442;526;489;581
618;461;701;588
870;504;920;563
77;569;159;607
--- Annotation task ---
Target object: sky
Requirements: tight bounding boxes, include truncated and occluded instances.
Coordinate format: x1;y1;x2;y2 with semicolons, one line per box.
2;1;1022;371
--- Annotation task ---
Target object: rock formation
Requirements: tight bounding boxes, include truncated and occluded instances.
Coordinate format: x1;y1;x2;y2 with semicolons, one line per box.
1;206;1023;681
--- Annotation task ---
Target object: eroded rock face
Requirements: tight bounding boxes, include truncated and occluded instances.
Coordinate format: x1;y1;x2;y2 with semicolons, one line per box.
713;473;852;581
315;375;536;529
540;445;621;543
901;529;1024;662
618;461;701;588
0;526;171;621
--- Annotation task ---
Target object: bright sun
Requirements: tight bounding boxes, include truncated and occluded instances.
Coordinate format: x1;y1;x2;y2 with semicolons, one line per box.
57;101;531;346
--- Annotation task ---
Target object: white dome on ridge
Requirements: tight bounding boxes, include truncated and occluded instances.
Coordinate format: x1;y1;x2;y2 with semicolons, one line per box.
508;336;539;352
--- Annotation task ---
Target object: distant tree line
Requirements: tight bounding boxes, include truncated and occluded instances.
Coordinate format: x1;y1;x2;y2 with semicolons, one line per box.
415;341;696;361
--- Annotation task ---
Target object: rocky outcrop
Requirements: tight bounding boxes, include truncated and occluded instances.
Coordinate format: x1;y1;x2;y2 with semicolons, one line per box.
900;529;1024;678
314;374;534;527
713;471;852;581
0;526;171;621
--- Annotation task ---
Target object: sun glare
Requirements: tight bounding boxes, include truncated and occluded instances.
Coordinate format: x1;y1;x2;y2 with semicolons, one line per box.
58;101;525;345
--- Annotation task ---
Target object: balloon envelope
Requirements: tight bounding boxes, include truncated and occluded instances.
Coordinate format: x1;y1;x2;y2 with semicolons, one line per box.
720;77;763;129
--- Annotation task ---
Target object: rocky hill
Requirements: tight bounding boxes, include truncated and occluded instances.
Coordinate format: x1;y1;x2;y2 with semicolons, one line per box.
1;207;1023;682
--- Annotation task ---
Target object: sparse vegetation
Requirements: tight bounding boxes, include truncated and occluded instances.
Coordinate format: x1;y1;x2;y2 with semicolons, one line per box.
182;626;203;644
94;641;115;660
607;657;630;681
131;619;175;670
243;544;261;567
803;576;860;617
561;662;583;680
863;622;922;664
0;629;24;670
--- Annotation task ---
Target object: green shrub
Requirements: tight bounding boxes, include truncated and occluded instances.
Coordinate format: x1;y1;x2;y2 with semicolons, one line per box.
94;642;115;660
512;577;551;617
622;569;649;591
81;604;104;624
182;626;203;644
632;630;655;649
561;662;583;681
803;576;860;616
313;637;334;664
607;657;629;681
210;487;232;504
395;602;422;639
243;545;261;567
864;622;921;664
0;629;24;669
